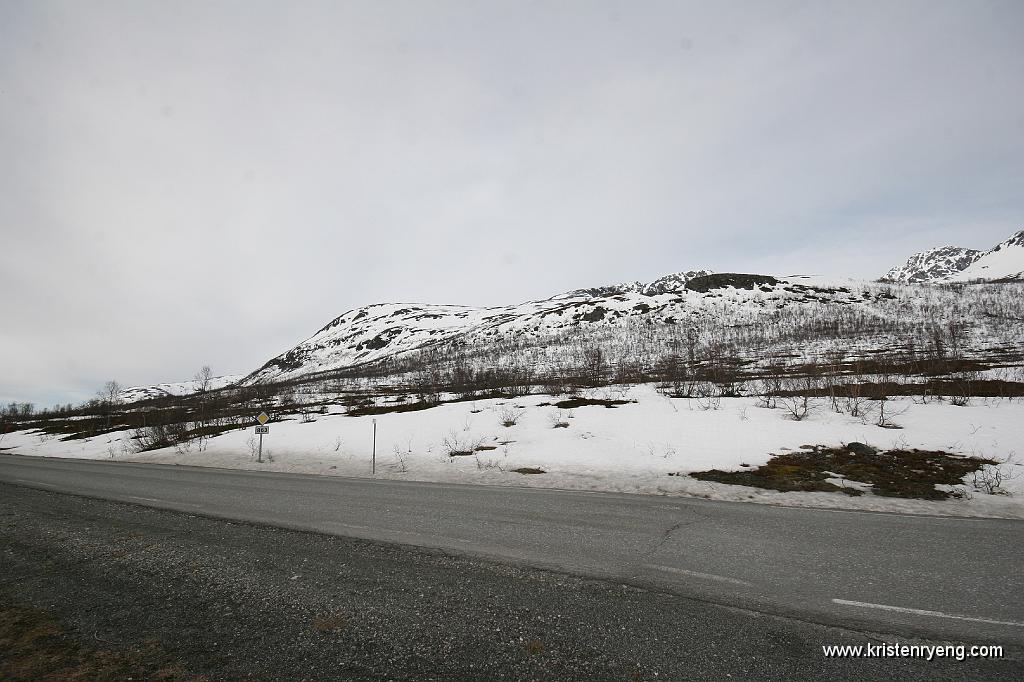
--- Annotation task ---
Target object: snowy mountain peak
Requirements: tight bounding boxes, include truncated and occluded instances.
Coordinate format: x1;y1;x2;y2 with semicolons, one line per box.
640;269;715;295
556;269;713;299
881;246;982;283
992;229;1024;251
952;229;1024;283
881;229;1024;283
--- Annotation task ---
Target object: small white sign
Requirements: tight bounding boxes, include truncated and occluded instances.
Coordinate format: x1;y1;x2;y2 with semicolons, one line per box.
255;425;269;435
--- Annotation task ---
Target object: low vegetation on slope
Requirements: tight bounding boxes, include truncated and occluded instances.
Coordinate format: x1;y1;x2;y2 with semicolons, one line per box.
691;444;996;500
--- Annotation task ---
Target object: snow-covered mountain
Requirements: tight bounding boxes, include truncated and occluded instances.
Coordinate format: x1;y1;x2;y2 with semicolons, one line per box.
119;374;243;403
171;232;1024;388
53;230;1024;405
882;229;1024;283
881;246;982;283
241;271;888;385
951;230;1024;282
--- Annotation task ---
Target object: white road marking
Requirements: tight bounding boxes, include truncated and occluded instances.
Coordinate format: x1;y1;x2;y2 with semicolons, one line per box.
13;479;55;488
128;496;162;503
833;599;1024;627
644;564;754;587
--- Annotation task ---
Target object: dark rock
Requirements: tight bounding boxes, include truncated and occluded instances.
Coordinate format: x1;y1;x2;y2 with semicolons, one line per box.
846;442;878;456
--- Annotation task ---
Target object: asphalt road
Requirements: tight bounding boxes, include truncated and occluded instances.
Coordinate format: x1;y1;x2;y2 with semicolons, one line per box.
2;453;1022;651
10;483;1017;680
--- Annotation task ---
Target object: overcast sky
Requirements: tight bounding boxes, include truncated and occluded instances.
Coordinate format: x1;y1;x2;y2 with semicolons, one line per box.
2;0;1022;406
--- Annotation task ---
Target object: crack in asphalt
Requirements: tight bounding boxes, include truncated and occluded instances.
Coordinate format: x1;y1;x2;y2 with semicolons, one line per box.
648;521;682;557
645;503;715;558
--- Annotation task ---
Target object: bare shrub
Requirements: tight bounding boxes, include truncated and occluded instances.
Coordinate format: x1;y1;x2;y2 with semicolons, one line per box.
843;390;872;418
499;406;525;427
97;380;123;428
393;443;408;472
972;455;1017;495
756;375;782;409
780;393;813;421
442;431;483;457
657;353;695;398
777;377;815;421
693;381;721;411
474;454;505;471
875;398;908;429
949;393;971;408
549;411;569;428
132;423;186;452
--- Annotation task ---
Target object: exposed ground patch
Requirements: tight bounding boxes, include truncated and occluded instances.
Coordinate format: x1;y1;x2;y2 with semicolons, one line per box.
0;602;197;681
346;400;439;417
538;397;636;409
691;444;997;500
685;273;780;292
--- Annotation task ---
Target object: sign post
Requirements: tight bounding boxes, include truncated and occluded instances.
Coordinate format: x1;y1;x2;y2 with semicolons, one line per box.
255;412;270;463
371;418;377;475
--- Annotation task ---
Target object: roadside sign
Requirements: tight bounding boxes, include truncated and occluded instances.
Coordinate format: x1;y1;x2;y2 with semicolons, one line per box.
255;412;270;463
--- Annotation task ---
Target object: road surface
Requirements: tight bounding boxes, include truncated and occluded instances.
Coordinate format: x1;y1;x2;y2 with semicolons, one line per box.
1;453;1022;651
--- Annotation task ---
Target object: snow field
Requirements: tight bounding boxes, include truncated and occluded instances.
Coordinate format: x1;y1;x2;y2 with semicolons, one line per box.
6;384;1023;519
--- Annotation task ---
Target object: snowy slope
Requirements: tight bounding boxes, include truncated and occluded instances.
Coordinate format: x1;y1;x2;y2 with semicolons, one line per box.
944;230;1024;282
243;272;880;384
119;374;243;403
882;229;1024;283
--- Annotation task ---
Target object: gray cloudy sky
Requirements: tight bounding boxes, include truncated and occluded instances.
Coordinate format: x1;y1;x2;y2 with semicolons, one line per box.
2;0;1023;406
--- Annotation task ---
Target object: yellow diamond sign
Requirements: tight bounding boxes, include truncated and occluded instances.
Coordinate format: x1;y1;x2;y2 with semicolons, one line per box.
256;412;270;426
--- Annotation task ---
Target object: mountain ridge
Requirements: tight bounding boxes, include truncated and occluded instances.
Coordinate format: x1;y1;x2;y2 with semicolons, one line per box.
239;271;868;386
117;229;1024;400
882;229;1024;283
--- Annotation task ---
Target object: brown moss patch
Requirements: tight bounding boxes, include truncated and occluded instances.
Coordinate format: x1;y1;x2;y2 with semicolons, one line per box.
690;445;996;500
0;602;200;681
551;397;635;409
311;613;347;634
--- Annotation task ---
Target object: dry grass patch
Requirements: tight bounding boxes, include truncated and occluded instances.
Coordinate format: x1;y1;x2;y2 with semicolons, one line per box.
0;602;201;681
311;613;347;634
691;444;996;500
